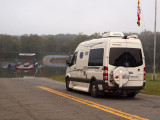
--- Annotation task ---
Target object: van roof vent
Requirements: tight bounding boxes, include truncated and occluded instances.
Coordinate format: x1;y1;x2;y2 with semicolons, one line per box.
102;32;124;38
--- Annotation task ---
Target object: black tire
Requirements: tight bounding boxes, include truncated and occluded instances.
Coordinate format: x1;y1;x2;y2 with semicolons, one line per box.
66;77;72;91
127;92;137;98
90;81;99;98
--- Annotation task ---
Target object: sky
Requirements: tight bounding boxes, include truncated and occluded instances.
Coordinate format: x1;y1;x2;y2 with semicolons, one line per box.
0;0;159;35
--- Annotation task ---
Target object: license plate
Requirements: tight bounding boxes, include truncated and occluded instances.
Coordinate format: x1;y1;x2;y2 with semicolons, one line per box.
123;74;129;79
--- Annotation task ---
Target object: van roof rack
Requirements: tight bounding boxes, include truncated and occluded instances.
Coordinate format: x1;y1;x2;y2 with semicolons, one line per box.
127;35;138;39
102;32;124;38
122;35;138;39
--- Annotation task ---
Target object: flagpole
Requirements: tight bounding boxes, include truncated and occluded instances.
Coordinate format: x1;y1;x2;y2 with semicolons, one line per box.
153;0;157;80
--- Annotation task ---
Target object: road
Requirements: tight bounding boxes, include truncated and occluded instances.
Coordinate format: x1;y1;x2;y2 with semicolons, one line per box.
0;77;160;120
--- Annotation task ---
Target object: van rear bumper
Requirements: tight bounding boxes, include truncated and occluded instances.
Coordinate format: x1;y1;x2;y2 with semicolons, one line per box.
102;82;145;91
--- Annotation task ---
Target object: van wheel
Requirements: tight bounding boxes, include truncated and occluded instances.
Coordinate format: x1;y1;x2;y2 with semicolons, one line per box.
66;77;72;91
90;81;99;98
127;92;136;98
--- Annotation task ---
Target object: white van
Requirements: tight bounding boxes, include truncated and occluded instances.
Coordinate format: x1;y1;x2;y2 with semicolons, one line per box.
66;32;145;98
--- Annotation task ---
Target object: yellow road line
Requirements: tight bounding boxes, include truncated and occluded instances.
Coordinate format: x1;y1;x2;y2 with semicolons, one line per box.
37;86;149;120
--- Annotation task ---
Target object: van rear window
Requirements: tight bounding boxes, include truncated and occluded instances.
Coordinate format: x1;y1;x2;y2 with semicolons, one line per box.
109;48;143;67
88;48;104;66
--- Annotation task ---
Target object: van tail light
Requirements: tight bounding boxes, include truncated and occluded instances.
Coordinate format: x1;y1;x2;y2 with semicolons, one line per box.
103;66;108;81
107;87;111;90
115;76;119;79
144;67;145;80
141;86;145;89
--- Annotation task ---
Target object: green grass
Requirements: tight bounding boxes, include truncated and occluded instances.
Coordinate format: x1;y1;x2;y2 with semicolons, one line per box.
141;73;160;96
50;75;65;83
50;73;160;96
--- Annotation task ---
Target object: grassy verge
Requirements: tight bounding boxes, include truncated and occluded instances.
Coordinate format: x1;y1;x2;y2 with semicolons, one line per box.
141;73;160;96
50;75;65;83
50;73;160;96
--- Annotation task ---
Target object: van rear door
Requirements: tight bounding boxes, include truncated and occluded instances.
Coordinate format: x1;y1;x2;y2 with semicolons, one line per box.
109;39;144;85
108;39;127;82
125;41;144;82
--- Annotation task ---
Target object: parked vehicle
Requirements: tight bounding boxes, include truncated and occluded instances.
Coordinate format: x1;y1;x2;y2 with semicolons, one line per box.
65;32;145;98
8;53;39;70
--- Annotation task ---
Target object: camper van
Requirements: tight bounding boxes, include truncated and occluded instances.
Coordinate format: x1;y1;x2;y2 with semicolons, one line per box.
66;32;145;98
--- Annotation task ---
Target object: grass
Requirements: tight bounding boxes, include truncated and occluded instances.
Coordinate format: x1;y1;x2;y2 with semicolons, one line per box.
50;73;160;96
141;73;160;96
50;75;65;83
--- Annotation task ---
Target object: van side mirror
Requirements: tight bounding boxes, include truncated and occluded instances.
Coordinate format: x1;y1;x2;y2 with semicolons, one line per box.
66;60;71;66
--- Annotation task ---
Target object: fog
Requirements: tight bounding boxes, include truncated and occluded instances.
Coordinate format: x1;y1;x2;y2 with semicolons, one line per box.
0;0;159;35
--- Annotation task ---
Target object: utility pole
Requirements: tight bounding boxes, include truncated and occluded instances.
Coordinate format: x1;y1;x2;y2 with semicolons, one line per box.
152;0;157;80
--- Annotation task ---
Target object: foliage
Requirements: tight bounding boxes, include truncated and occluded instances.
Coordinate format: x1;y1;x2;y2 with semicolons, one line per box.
0;34;20;58
20;34;42;54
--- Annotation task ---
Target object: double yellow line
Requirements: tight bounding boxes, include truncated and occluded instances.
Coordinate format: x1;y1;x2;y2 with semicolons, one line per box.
37;86;149;120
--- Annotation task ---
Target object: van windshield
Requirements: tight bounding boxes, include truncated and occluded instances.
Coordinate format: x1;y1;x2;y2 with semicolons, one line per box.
109;48;143;67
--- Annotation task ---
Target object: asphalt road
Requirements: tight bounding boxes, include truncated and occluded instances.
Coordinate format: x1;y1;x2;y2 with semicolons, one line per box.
0;77;160;120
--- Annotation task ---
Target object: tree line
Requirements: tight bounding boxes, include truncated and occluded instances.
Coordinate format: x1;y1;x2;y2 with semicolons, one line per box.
0;31;160;71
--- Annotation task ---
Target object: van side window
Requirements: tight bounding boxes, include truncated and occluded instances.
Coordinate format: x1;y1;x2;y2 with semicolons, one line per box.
80;52;83;59
88;48;104;66
70;52;77;66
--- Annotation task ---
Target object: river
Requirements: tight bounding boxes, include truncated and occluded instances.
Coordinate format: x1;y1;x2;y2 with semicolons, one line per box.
0;55;69;78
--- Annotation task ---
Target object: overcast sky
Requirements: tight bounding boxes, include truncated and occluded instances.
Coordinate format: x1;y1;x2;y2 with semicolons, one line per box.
0;0;159;35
